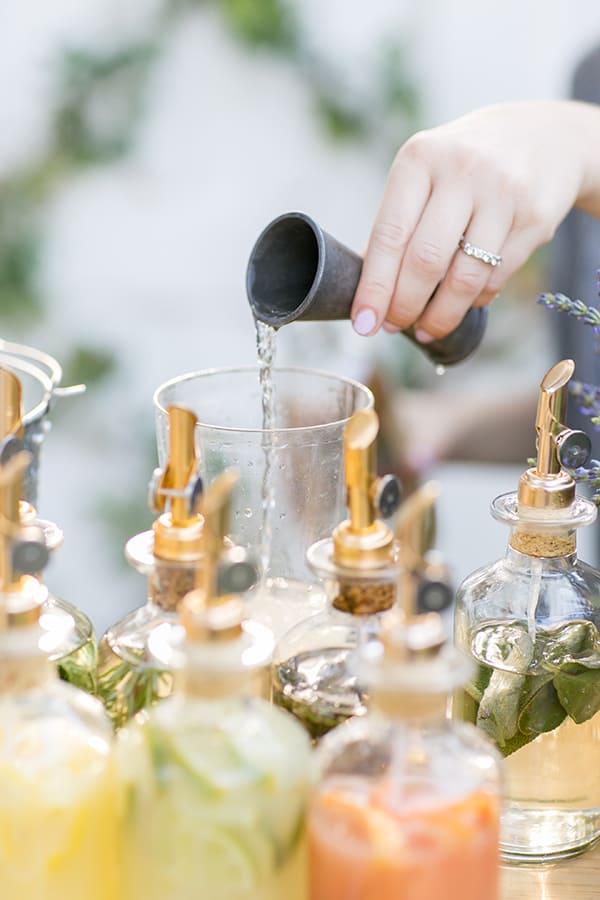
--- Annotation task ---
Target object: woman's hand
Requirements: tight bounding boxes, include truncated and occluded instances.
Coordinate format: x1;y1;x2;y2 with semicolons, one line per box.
351;100;600;340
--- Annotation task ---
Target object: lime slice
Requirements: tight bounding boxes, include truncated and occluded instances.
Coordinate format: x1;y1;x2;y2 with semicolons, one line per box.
147;720;268;798
152;818;274;899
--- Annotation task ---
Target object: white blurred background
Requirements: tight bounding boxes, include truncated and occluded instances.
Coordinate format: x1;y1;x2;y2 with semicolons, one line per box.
1;0;599;632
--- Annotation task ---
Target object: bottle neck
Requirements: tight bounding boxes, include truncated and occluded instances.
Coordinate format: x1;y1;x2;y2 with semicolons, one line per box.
370;687;448;722
173;665;268;700
0;634;54;695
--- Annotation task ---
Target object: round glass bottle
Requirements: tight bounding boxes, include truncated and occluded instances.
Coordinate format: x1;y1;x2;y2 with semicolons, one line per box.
117;470;312;900
0;365;97;693
97;405;206;728
273;408;402;739
454;359;600;860
309;611;501;900
0;450;118;900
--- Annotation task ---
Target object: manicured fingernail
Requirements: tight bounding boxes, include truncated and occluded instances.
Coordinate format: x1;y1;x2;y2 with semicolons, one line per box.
353;308;377;336
414;328;434;344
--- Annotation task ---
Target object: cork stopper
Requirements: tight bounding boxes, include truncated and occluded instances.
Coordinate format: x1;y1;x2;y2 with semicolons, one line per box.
332;408;401;569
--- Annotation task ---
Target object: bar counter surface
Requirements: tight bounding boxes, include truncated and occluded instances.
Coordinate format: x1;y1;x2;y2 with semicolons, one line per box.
501;845;600;898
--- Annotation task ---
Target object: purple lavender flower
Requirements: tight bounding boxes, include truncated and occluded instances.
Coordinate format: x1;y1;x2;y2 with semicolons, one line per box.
570;381;600;430
538;292;600;332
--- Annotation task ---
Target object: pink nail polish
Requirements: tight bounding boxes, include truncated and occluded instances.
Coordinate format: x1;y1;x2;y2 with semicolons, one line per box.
353;308;377;336
414;328;434;344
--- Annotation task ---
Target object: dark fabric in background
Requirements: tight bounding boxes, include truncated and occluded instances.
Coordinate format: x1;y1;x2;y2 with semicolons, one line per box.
551;45;600;439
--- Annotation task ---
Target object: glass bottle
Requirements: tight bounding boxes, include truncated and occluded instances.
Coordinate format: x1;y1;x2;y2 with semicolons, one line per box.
273;408;402;740
0;447;119;900
0;364;97;693
117;469;312;900
309;483;501;900
454;358;600;861
97;405;208;729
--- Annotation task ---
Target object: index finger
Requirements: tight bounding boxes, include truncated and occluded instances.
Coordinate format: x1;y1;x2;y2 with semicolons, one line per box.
351;158;431;336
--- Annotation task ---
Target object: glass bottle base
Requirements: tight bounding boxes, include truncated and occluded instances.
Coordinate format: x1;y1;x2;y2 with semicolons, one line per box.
500;805;600;862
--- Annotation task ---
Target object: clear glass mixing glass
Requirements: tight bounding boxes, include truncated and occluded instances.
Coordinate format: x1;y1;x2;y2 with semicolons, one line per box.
154;367;373;638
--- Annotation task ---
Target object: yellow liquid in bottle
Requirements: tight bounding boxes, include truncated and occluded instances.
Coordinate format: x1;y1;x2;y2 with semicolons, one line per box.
0;716;120;900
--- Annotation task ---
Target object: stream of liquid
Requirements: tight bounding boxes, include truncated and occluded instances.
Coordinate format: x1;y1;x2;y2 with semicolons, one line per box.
255;320;278;580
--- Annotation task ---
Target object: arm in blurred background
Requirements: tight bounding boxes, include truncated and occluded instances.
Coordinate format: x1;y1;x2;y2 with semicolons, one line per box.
351;99;600;341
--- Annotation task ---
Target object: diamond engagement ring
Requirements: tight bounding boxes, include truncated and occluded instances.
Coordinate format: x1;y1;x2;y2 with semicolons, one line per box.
458;237;502;267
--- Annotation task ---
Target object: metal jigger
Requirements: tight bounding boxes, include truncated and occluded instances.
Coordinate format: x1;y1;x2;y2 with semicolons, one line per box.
246;211;488;367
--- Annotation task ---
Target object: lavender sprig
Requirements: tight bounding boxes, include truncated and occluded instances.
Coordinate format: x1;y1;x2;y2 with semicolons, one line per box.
571;459;600;505
569;381;600;430
537;283;600;502
537;292;600;330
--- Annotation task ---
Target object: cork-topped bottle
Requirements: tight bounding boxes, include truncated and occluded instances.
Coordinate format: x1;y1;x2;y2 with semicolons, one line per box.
117;470;312;900
454;359;600;861
273;408;402;740
0;365;97;693
309;484;501;900
0;448;119;900
97;405;208;729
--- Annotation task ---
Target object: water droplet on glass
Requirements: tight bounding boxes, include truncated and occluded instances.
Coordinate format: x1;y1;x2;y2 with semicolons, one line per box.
435;365;446;377
243;507;253;519
279;513;286;520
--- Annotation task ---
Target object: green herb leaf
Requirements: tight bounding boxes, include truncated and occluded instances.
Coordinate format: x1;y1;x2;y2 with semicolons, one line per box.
517;675;566;736
554;662;600;724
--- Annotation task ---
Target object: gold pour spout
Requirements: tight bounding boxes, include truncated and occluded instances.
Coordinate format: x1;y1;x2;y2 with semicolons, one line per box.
518;359;591;509
333;408;401;568
0;451;32;591
395;481;452;622
396;481;440;570
0;367;23;444
151;405;204;561
345;408;380;533
181;469;257;643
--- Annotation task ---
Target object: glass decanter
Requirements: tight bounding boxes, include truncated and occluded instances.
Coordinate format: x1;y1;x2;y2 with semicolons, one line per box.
0;449;119;900
273;407;402;740
97;405;208;728
309;484;501;900
453;359;600;861
117;470;312;900
0;364;97;692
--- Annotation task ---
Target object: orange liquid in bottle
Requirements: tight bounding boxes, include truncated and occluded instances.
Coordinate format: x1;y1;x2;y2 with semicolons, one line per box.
309;776;499;900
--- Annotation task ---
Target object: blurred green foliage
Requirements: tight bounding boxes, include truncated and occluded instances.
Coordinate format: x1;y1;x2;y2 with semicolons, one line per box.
217;0;298;51
62;345;118;386
54;45;157;166
0;0;422;550
0;0;420;333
